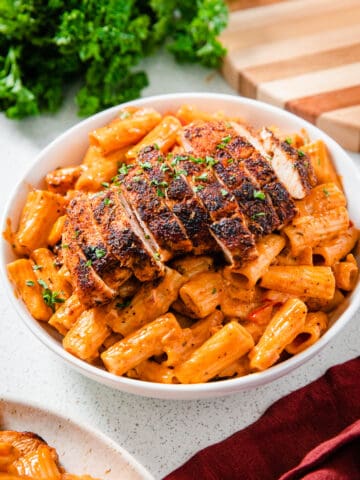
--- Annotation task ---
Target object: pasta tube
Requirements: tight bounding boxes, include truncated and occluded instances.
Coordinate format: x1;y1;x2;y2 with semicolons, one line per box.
295;183;346;216
8;445;61;478
30;248;72;300
45;165;82;194
0;442;20;470
47;215;66;247
89;107;162;154
249;298;307;371
283;206;349;256
105;267;184;336
172;255;214;280
260;266;335;300
7;259;53;321
75;145;127;192
164;310;223;367
175;104;226;124
127;360;176;384
48;294;85;336
285;311;328;355
333;260;358;291
174;321;254;384
63;308;110;361
230;234;285;288
179;272;223;318
126;115;181;158
101;313;181;375
302;140;342;189
313;226;359;266
14;190;67;256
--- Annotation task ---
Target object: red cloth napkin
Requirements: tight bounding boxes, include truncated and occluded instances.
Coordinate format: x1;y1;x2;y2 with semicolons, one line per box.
164;357;360;480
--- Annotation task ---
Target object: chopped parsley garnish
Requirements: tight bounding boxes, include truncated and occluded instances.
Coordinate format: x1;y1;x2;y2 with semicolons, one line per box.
140;161;152;170
227;158;234;164
173;169;188;179
26;280;35;286
171;155;188;166
150;179;168;188
85;260;92;267
133;175;142;182
145;234;150;239
95;248;106;259
216;135;232;149
116;299;131;309
32;264;43;271
74;229;81;238
156;188;165;197
212;288;217;294
189;155;205;164
36;279;65;311
253;190;266;200
160;163;170;172
101;182;110;188
154;252;161;260
298;150;305;157
193;185;205;193
37;279;48;289
104;197;112;206
153;143;160;150
42;289;65;311
205;156;217;167
118;163;132;175
251;212;266;219
323;188;330;197
220;188;228;197
285;137;292;145
193;172;208;182
61;244;69;249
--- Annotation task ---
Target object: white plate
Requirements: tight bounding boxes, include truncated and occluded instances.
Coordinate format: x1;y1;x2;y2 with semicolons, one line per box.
1;93;360;399
0;397;153;479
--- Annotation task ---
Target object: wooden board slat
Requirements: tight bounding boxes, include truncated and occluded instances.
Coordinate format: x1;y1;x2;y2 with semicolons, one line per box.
222;0;360;151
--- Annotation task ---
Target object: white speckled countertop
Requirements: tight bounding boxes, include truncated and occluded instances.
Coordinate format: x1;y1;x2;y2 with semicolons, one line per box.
0;51;359;479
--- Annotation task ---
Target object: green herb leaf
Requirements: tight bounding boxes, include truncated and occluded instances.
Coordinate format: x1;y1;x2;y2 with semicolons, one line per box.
216;135;232;149
253;190;266;200
220;188;228;197
251;212;266;219
26;280;35;286
32;264;43;271
285;137;292;145
298;150;305;157
95;248;106;259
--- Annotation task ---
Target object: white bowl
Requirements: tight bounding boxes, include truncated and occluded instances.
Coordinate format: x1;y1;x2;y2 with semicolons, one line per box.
0;396;153;479
1;93;360;400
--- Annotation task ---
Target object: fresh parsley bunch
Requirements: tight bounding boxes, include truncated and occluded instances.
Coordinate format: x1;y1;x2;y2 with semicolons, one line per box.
0;0;228;119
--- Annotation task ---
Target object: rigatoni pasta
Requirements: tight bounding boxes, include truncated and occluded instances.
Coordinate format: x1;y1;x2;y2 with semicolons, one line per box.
0;430;101;479
5;104;359;384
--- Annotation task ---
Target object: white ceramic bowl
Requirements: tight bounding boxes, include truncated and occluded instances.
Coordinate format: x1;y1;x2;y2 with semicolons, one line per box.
1;93;359;400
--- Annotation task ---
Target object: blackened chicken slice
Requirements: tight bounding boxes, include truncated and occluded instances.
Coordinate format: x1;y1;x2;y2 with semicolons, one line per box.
138;146;217;255
62;217;117;308
170;153;258;267
213;154;279;236
90;188;164;282
66;194;131;292
180;121;282;234
232;122;316;199
119;164;191;262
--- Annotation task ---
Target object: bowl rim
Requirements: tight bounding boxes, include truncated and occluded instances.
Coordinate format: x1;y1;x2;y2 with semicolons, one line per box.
1;92;360;399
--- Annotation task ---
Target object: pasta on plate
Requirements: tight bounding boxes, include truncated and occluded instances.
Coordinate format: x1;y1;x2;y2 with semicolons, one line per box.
5;103;359;384
0;430;100;479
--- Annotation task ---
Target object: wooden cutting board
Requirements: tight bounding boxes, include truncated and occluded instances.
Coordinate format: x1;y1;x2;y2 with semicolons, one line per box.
221;0;360;152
